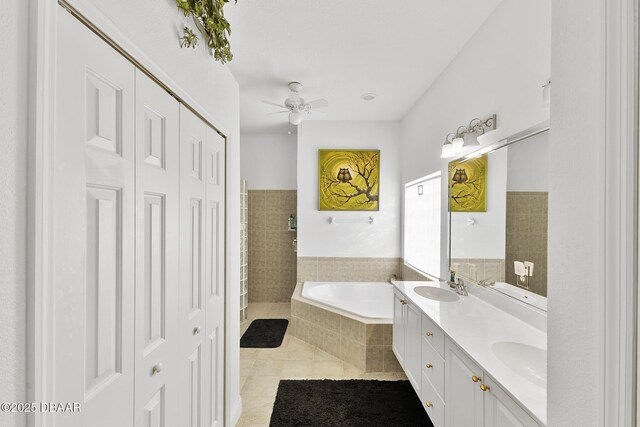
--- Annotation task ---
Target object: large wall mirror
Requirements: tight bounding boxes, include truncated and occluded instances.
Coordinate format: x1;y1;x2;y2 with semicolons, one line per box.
449;123;549;308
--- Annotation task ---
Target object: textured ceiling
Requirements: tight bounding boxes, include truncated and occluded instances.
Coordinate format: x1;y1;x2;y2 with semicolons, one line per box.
225;0;503;133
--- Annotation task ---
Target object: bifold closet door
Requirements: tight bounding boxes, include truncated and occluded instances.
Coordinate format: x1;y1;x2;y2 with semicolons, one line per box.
134;70;180;426
53;9;135;427
179;106;225;427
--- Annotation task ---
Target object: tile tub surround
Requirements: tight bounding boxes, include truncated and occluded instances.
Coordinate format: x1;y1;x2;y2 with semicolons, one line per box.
297;257;402;282
506;191;548;297
290;283;401;373
248;190;297;302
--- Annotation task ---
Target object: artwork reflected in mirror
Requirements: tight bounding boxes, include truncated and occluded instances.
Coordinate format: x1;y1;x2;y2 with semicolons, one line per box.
448;154;488;212
449;129;549;299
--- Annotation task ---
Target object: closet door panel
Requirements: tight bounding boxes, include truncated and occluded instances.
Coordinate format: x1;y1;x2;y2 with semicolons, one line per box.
179;106;208;427
53;8;135;427
205;129;225;427
135;70;180;427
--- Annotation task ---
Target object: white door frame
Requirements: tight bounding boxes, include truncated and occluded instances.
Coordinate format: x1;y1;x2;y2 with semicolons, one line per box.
26;1;231;426
604;0;638;426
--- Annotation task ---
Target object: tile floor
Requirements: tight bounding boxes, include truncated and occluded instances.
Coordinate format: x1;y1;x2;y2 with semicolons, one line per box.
237;303;408;426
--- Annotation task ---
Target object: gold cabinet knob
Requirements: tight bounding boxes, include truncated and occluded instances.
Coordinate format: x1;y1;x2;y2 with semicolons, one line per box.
400;299;408;305
193;326;201;335
425;401;433;408
480;384;490;391
471;376;480;383
425;363;433;369
426;331;433;337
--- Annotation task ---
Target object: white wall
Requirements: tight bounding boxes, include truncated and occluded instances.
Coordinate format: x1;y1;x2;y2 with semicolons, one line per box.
548;0;606;423
297;121;401;258
507;131;549;192
400;0;551;278
240;133;297;189
451;149;507;259
0;1;28;426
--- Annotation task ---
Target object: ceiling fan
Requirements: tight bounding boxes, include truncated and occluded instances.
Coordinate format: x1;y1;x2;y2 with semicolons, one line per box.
263;82;328;125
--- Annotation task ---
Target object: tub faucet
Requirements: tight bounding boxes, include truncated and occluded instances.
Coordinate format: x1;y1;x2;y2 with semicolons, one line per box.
389;274;397;283
455;278;468;296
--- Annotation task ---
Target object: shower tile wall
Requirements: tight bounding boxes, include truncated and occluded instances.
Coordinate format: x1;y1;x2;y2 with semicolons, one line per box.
297;257;402;283
248;190;297;302
505;191;548;296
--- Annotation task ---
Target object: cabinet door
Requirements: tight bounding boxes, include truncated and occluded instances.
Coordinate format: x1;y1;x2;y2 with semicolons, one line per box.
392;291;405;365
53;9;135;427
134;70;180;426
445;340;484;427
483;377;540;427
404;301;422;394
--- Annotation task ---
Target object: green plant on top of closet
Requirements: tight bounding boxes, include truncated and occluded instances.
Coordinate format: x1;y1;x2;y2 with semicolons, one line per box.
177;0;238;63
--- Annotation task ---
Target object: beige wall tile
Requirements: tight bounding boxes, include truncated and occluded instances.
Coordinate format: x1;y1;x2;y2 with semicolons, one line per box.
248;190;297;303
365;324;384;345
365;345;384;372
383;347;402;372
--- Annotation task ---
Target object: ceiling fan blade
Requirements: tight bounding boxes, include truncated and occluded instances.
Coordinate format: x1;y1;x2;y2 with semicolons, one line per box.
306;98;329;110
266;110;289;115
261;100;287;109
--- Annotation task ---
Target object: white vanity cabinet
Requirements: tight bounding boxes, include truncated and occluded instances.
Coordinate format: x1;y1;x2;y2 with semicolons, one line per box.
392;284;545;427
445;340;541;427
392;290;422;392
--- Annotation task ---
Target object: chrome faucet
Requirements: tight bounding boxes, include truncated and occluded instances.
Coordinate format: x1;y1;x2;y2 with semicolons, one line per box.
455;278;468;296
389;274;397;283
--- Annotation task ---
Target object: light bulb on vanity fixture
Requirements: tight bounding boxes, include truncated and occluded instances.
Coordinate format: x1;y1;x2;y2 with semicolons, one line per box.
439;114;497;158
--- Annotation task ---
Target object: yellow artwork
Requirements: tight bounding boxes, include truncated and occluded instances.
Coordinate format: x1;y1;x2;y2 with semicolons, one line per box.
319;149;380;211
448;154;488;212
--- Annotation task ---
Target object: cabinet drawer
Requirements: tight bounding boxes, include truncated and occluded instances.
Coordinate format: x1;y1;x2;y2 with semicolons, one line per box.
422;313;445;357
421;371;445;427
422;336;444;399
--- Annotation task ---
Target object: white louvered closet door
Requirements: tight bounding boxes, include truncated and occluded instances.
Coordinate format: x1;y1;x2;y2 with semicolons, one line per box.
134;70;180;427
53;9;136;427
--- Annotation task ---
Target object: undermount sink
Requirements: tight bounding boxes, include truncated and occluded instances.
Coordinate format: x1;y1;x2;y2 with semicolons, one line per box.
414;286;460;302
492;341;547;388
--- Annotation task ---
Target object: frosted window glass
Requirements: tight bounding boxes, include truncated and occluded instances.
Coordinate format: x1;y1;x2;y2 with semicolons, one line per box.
404;172;441;279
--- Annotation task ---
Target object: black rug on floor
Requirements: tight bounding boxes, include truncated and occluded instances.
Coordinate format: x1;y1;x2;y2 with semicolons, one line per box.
269;379;433;427
240;319;289;348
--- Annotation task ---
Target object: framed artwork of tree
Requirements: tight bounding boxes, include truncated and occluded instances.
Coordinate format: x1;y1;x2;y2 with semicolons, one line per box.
318;149;380;211
448;154;488;212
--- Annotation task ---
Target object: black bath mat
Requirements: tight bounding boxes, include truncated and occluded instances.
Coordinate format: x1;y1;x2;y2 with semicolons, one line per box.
269;379;433;427
240;319;289;348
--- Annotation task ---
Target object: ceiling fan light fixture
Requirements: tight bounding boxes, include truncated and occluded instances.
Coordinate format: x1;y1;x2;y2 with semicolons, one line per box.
289;111;304;125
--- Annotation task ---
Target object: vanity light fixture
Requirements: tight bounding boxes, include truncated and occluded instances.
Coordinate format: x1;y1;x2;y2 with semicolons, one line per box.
440;133;456;158
439;114;497;158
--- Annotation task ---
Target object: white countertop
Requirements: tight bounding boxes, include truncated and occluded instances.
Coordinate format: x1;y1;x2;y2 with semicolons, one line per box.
392;280;547;426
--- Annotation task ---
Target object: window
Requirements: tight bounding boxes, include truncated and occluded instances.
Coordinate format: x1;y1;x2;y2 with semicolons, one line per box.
404;172;441;279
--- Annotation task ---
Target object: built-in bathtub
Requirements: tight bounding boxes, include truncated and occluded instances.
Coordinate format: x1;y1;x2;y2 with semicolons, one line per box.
290;281;401;373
